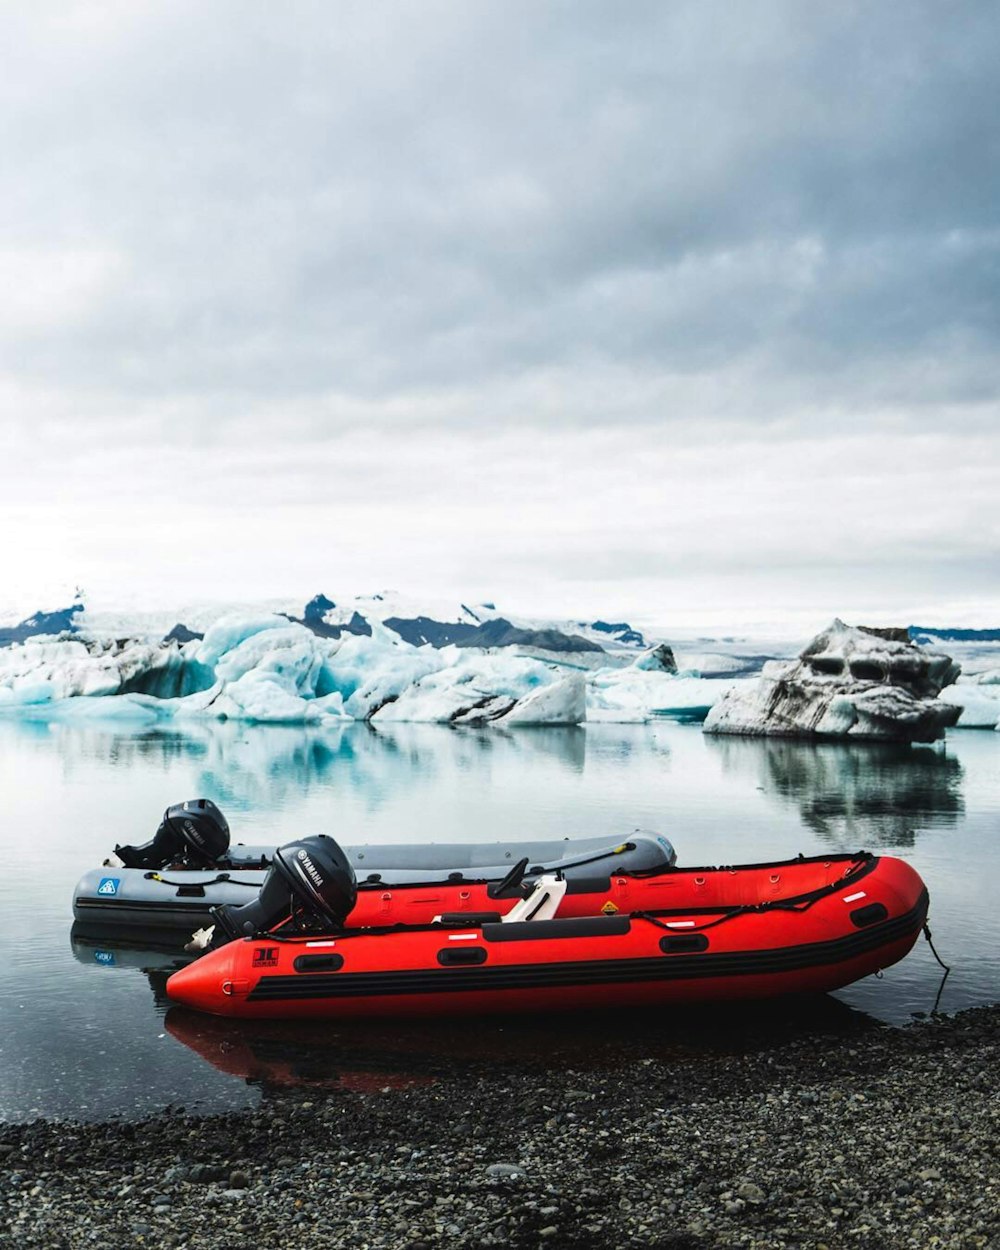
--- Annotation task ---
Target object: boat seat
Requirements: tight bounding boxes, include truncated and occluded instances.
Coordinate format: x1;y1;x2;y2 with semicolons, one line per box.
501;874;567;923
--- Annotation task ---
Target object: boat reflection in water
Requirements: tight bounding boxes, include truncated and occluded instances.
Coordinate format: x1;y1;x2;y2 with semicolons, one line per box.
82;922;890;1098
70;925;193;1010
70;924;191;972
72;921;948;1100
165;1008;439;1094
162;992;890;1099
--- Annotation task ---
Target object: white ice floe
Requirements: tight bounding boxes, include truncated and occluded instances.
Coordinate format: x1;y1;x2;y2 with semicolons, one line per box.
703;620;961;742
587;662;746;724
373;649;560;724
501;674;586;725
0;637;167;706
938;671;1000;729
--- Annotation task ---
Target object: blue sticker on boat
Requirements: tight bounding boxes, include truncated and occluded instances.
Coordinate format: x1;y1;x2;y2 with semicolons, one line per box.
94;950;116;966
97;877;120;896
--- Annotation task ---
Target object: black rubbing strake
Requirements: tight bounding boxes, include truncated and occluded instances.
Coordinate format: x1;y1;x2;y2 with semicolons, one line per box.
246;890;928;1002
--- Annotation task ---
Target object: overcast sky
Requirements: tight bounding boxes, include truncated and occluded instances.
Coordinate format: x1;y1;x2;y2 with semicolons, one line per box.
1;1;997;630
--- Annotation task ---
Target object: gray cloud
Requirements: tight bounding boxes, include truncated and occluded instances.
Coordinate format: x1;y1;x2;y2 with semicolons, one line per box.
0;1;998;622
2;1;998;415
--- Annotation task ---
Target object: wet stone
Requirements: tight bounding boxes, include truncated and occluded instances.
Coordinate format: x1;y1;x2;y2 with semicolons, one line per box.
485;1163;525;1179
0;1003;997;1250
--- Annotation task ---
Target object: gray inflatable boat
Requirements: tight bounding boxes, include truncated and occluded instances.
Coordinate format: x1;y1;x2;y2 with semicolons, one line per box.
72;832;677;936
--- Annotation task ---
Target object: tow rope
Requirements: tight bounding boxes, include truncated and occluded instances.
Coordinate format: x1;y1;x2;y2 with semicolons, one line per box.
923;921;952;1014
920;922;952;1015
921;921;950;975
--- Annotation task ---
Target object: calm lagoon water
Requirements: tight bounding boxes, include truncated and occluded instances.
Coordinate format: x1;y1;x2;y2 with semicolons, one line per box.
0;717;997;1122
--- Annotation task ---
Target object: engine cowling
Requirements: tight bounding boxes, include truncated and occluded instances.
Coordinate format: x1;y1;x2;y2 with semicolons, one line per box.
116;798;230;870
210;834;357;941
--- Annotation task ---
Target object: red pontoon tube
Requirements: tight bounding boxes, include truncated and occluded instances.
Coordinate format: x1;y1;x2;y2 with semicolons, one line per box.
167;853;928;1020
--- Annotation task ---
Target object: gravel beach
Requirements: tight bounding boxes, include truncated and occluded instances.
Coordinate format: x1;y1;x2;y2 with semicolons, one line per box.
1;1003;997;1250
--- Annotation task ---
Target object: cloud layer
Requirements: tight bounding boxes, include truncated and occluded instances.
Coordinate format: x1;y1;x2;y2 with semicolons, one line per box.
1;1;997;626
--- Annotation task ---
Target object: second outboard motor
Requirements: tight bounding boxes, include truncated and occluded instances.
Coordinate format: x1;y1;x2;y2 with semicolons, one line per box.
211;835;357;942
115;799;230;870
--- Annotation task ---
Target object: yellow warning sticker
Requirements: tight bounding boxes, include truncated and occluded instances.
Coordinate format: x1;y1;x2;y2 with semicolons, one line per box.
601;900;619;914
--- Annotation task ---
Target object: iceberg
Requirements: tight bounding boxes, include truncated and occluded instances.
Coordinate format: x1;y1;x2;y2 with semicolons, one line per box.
0;605;734;729
500;674;586;725
587;665;745;724
632;643;677;673
938;671;1000;729
0;637;187;706
703;620;961;743
372;649;566;724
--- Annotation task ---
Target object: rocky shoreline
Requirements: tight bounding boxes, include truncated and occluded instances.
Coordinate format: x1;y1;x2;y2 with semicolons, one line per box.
2;1004;997;1250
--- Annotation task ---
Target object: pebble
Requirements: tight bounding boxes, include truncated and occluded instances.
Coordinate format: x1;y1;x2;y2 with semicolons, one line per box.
0;1004;997;1249
485;1163;524;1179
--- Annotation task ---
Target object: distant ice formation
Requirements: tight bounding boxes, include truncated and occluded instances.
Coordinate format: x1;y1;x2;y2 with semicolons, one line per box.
703;620;962;743
0;608;730;727
21;596;974;735
0;602;85;647
0;591;648;657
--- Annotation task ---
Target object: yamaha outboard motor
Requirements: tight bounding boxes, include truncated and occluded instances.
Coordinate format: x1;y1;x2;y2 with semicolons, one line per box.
115;799;230;870
211;835;357;942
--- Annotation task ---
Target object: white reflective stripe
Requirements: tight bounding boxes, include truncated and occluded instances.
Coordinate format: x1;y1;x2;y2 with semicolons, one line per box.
665;920;697;929
843;891;867;903
305;940;337;947
448;933;481;941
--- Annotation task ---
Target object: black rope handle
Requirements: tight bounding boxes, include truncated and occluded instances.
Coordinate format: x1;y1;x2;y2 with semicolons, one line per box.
634;857;874;934
144;871;261;888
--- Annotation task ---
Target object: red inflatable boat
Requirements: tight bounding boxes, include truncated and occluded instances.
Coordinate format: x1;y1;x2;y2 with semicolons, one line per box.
167;852;929;1019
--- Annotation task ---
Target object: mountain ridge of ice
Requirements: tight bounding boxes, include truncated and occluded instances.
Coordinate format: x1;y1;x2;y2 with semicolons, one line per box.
0;590;654;656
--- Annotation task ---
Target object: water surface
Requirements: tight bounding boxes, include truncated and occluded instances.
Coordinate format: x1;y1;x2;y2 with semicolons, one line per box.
0;718;996;1122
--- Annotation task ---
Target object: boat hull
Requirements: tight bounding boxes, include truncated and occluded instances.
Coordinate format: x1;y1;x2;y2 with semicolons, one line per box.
166;855;928;1020
72;833;675;934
